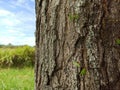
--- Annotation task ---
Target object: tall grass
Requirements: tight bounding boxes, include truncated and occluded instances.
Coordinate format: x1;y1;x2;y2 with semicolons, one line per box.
0;45;35;68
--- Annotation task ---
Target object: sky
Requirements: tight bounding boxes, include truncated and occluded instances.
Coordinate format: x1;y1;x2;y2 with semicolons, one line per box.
0;0;35;46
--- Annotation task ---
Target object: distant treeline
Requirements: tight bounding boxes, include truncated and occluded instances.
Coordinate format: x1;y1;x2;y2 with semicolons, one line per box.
0;44;35;48
0;45;35;68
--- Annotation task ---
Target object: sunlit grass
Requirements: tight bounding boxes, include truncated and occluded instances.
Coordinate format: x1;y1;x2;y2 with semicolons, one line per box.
0;45;35;67
0;67;34;90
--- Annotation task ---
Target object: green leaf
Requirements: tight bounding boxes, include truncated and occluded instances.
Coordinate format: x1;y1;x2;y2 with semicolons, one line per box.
68;14;74;21
68;13;79;21
74;14;79;20
116;39;120;45
80;68;86;76
73;61;80;67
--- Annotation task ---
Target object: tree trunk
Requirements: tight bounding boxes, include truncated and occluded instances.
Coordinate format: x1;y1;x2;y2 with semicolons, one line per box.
35;0;120;90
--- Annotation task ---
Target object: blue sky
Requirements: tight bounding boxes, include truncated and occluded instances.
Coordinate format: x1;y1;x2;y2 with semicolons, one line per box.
0;0;35;46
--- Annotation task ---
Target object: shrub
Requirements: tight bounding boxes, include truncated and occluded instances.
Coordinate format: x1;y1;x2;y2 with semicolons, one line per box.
0;45;35;68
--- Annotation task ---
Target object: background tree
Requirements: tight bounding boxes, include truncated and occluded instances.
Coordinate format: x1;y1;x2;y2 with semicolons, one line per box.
35;0;120;90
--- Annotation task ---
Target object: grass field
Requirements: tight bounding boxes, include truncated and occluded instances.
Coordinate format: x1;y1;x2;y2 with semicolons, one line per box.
0;67;34;90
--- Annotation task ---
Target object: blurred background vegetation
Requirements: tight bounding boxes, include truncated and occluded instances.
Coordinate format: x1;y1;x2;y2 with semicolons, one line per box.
0;44;35;90
0;44;35;68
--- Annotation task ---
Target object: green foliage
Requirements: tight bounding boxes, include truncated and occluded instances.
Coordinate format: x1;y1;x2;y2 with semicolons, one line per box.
68;13;79;21
0;67;34;90
73;61;80;67
80;68;86;76
0;45;35;68
116;39;120;45
73;61;87;76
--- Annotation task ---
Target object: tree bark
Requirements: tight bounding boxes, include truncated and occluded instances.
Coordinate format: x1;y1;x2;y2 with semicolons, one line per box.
35;0;120;90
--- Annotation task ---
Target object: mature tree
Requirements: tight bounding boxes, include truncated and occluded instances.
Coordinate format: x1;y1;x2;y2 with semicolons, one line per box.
35;0;120;90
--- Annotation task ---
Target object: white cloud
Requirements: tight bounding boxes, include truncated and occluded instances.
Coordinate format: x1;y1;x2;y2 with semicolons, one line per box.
7;29;26;36
0;9;13;17
0;0;35;46
0;8;35;30
0;35;35;46
1;18;21;27
8;30;19;33
10;0;35;13
0;36;16;45
19;36;35;46
0;9;22;27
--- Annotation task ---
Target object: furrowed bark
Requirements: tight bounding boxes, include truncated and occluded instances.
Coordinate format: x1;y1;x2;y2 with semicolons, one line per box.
35;0;120;90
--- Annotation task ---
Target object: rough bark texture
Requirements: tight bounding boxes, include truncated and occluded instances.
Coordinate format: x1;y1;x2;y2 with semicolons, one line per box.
35;0;120;90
